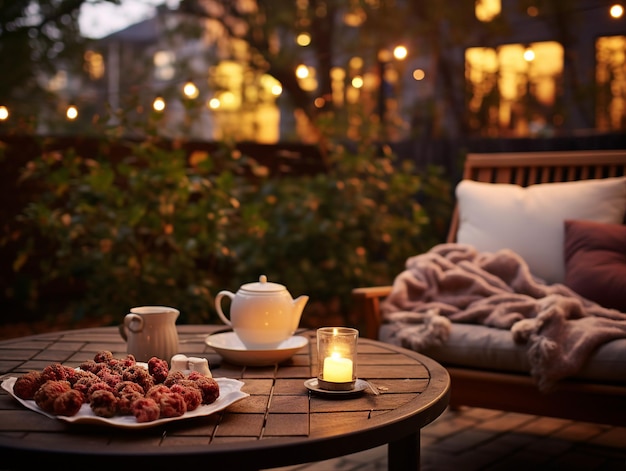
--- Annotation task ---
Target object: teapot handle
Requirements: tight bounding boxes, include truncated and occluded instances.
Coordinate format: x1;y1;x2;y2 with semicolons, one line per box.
215;290;235;327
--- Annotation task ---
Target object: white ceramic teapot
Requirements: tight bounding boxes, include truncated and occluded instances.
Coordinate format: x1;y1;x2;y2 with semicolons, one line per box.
215;275;309;350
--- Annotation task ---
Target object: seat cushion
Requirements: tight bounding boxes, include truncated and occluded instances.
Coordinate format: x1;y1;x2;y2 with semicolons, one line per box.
379;323;626;384
455;177;626;284
564;219;626;312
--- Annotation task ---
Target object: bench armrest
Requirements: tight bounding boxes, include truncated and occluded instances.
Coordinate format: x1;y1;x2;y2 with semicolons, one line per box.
351;285;393;339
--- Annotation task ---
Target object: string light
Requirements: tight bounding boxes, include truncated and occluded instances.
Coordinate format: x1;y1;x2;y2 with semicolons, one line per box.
152;96;166;111
393;45;408;61
0;105;8;121
412;69;426;81
182;80;199;99
523;47;536;62
610;4;624;18
295;65;309;79
66;105;78;120
296;32;311;46
351;76;364;88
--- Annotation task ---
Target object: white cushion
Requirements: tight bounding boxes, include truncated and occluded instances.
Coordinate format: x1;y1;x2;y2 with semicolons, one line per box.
455;177;626;284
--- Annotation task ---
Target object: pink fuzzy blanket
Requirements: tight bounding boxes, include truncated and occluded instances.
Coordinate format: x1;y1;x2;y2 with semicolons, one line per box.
381;243;626;391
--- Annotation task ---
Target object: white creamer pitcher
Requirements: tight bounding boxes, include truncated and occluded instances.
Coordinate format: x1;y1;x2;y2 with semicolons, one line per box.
120;306;180;362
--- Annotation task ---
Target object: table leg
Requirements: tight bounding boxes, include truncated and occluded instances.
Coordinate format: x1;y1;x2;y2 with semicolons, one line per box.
388;431;420;470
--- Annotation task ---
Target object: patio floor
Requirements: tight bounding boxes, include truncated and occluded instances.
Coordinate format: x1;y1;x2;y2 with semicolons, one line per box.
266;406;626;470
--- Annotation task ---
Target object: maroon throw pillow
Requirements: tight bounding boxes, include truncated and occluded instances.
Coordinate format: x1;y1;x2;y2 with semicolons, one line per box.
564;219;626;312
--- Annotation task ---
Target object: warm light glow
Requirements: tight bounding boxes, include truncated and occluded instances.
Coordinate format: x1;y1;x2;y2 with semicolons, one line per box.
219;91;237;109
154;50;175;81
208;98;220;109
610;4;624;18
152;97;165;112
323;352;353;383
183;81;199;99
66;105;78;120
466;41;564;136
343;8;366;27
296;64;309;79
296;32;311;46
330;67;345;81
378;49;392;63
0;106;8;120
596;35;626;131
393;45;408;61
351;76;364;88
475;0;501;22
413;69;426;81
314;97;325;108
527;6;539;17
84;50;104;80
259;74;283;97
523;48;536;62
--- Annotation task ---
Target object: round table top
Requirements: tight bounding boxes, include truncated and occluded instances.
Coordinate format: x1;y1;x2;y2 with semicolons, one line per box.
0;325;450;469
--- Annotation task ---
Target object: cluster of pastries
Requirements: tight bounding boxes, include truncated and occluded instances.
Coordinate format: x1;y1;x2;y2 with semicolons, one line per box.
12;351;219;423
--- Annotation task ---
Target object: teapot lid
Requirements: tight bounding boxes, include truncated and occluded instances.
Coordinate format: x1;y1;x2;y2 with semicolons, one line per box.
240;275;286;293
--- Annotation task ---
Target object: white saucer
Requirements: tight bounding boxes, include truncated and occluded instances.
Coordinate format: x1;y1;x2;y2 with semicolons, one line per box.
304;378;368;397
205;332;308;366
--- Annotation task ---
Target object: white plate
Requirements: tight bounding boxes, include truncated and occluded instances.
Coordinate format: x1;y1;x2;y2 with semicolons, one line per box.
1;376;248;429
304;378;368;397
205;332;309;366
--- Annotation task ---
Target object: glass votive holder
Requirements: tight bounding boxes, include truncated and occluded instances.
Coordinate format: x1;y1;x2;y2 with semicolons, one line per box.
317;327;358;391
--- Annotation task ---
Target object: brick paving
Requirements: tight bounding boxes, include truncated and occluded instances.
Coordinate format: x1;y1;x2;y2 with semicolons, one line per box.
267;407;626;470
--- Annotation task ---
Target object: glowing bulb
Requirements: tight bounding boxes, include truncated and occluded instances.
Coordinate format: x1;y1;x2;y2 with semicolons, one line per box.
208;98;220;109
296;64;309;79
66;105;78;120
271;84;283;96
476;0;501;21
412;69;426;81
296;33;311;46
0;106;8;120
523;48;535;62
610;4;624;18
351;76;364;88
152;96;166;112
393;45;408;61
183;81;199;99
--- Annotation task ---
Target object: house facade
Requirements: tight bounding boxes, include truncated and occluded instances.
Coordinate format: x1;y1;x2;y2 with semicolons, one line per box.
55;1;626;143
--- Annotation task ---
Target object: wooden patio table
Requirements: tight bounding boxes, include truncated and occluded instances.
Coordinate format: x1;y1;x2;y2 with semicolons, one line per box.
0;325;450;470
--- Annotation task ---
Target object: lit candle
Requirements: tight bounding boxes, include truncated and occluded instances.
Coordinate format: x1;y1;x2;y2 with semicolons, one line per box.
323;352;353;383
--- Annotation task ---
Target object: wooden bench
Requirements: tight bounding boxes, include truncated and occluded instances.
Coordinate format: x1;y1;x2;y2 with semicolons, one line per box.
352;149;626;426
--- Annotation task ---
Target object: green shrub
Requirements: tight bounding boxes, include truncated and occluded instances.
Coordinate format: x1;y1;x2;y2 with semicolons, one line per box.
6;117;452;329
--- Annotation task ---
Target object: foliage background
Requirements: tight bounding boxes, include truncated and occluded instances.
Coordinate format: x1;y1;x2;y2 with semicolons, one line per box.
1;109;453;331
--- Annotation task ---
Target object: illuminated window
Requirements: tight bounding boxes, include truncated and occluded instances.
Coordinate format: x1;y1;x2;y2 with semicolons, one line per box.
466;41;564;137
596;35;626;131
475;0;501;22
154;51;176;81
84;50;104;80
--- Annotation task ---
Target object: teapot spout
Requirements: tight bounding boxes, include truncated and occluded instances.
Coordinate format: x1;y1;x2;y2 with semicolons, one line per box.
291;295;309;333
